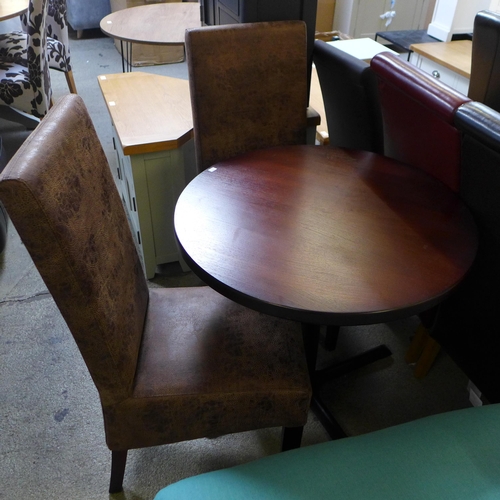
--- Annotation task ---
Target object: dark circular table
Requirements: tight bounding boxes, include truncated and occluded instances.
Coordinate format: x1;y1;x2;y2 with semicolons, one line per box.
175;145;477;325
174;145;478;437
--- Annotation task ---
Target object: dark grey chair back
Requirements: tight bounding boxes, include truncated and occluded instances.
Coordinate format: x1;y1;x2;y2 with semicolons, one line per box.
468;10;500;112
432;100;500;402
313;39;383;153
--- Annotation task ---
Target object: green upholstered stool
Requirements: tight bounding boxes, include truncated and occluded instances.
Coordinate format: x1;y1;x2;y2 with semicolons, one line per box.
155;404;500;499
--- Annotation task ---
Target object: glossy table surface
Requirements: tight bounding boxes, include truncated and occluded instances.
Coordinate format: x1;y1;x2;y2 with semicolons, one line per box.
0;0;27;21
100;2;201;45
175;145;477;326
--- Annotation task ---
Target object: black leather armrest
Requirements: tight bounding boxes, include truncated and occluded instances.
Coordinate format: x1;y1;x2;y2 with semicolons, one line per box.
455;101;500;155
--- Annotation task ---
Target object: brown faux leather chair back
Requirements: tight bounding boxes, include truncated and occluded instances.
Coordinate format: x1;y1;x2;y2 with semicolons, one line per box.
468;10;500;113
185;21;309;171
371;52;471;192
0;94;149;405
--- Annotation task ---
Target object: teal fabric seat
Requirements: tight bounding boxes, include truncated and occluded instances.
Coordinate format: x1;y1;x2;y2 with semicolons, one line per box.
155;404;500;499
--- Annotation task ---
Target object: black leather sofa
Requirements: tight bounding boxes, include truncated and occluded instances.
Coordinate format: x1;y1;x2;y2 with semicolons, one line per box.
431;101;500;403
468;10;500;113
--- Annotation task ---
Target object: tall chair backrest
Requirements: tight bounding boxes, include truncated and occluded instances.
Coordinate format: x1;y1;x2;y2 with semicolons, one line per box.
0;95;149;405
10;0;75;93
23;0;71;70
370;52;471;192
313;40;383;153
432;100;500;403
24;0;52;116
185;21;309;172
468;10;500;112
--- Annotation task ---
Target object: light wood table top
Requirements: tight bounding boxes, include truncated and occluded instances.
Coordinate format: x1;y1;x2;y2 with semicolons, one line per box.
100;2;201;45
175;145;477;326
97;72;193;156
0;0;28;21
410;39;472;79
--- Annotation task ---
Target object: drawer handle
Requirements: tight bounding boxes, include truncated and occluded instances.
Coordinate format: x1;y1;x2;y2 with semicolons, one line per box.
432;70;441;79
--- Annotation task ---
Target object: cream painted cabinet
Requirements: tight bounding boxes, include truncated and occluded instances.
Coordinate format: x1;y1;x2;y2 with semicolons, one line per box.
410;52;470;94
112;128;195;278
98;72;195;279
334;0;430;39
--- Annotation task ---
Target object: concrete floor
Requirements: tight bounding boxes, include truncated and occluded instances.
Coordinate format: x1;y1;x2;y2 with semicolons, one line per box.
0;26;472;500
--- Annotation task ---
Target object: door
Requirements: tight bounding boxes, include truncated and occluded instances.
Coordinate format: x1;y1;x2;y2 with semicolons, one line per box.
351;0;429;38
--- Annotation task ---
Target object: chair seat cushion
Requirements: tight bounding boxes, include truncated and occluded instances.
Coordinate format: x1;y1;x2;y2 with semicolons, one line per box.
0;31;70;71
0;60;45;116
155;404;500;499
103;286;312;450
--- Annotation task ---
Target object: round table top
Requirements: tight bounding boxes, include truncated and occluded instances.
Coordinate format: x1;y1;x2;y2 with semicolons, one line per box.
100;2;201;45
0;0;27;22
174;145;478;326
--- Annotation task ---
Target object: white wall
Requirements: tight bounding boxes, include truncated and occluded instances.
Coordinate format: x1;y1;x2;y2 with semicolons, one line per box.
428;0;492;41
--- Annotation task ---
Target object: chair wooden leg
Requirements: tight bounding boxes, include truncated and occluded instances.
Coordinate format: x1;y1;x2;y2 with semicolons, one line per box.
405;323;428;364
109;450;128;494
281;426;304;452
65;70;78;94
405;323;441;378
414;337;441;379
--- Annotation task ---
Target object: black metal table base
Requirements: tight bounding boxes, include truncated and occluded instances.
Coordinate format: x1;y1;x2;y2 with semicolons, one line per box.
120;40;133;73
302;323;392;440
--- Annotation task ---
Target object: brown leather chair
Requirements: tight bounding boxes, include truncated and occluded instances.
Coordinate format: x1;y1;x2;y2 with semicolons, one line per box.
185;21;309;172
370;52;471;377
0;95;311;493
468;10;500;113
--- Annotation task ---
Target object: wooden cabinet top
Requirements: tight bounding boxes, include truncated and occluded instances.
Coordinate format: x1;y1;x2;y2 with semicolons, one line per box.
410;39;472;78
97;72;193;156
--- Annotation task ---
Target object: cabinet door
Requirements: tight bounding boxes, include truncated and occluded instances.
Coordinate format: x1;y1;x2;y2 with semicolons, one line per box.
201;0;216;25
384;0;430;33
350;0;387;38
216;0;240;23
350;0;429;38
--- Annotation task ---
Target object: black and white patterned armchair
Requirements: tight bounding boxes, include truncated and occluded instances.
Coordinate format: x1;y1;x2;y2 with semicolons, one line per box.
0;0;75;97
0;0;51;119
